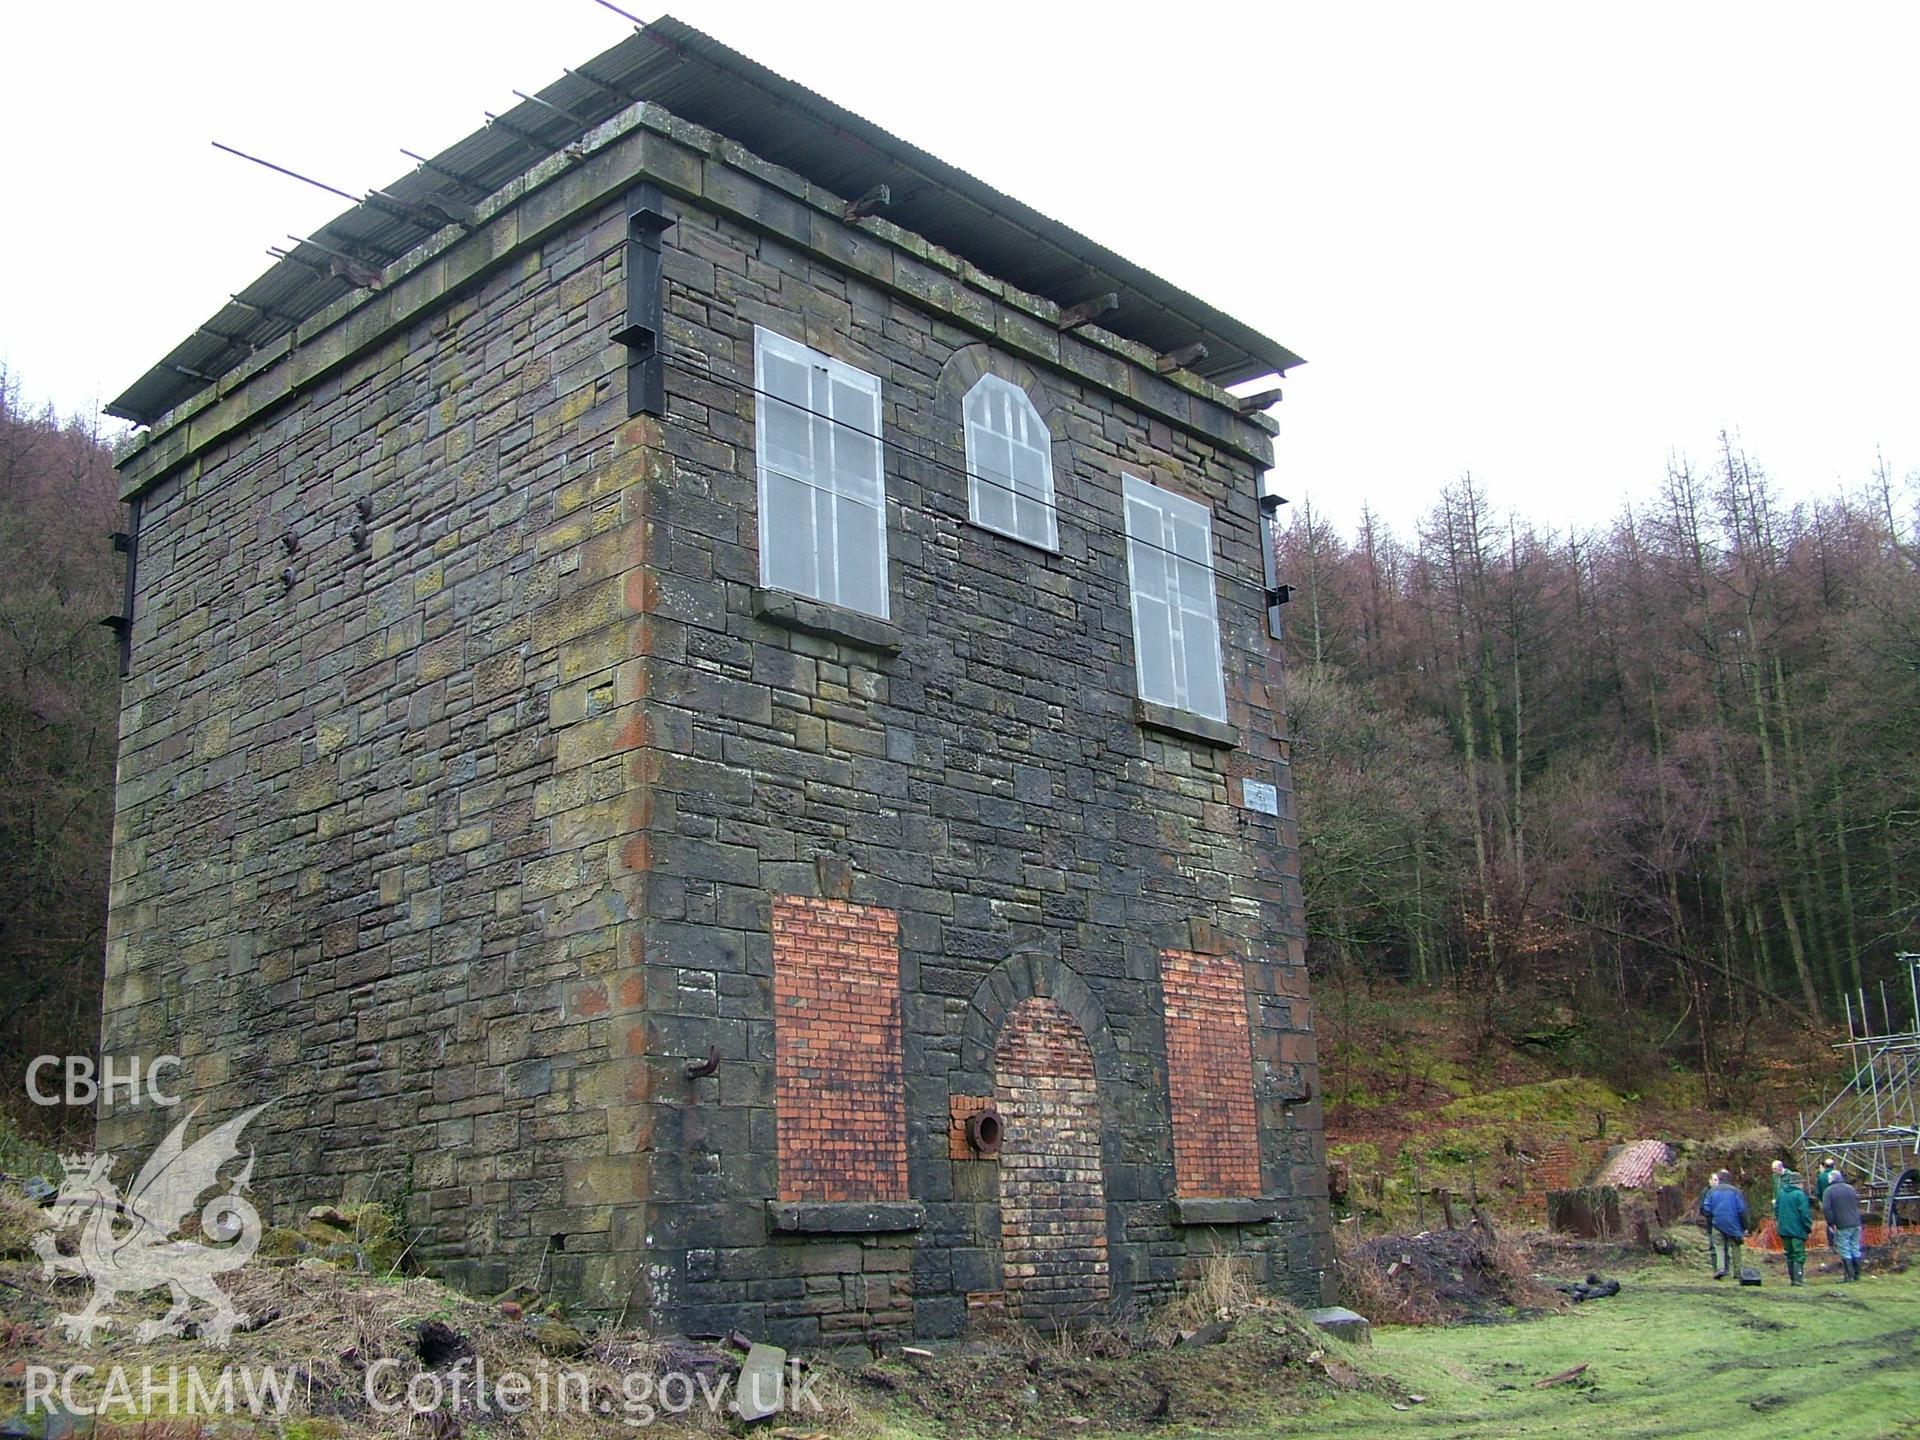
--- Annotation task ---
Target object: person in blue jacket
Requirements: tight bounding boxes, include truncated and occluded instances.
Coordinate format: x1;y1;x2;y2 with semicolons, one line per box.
1699;1170;1749;1279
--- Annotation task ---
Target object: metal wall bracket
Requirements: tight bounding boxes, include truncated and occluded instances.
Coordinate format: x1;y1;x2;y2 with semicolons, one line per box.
612;183;674;417
104;506;139;678
1258;492;1289;642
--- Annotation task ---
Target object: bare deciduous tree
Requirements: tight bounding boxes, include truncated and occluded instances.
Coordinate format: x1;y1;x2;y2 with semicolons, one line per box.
0;368;122;1116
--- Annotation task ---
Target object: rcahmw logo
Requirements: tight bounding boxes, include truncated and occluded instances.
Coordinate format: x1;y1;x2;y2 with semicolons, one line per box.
35;1104;268;1346
25;1365;294;1418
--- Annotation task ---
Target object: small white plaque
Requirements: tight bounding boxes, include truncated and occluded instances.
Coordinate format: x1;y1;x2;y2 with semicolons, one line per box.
1241;779;1279;815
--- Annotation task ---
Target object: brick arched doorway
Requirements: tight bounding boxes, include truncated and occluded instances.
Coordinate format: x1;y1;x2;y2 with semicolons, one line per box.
992;996;1110;1323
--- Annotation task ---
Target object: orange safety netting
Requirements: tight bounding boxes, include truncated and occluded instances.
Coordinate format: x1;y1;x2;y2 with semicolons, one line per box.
1745;1218;1889;1251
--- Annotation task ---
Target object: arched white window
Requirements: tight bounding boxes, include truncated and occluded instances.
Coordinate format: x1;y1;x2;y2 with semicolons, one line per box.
963;374;1057;550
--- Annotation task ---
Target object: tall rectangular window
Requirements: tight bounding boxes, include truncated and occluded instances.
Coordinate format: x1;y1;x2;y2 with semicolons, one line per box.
1122;475;1226;720
755;327;888;618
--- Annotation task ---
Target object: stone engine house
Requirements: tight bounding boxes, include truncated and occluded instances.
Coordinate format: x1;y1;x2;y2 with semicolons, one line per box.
99;18;1332;1344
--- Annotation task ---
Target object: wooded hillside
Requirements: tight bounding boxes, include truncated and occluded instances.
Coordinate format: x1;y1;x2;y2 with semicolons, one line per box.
1279;440;1920;1097
0;371;119;1080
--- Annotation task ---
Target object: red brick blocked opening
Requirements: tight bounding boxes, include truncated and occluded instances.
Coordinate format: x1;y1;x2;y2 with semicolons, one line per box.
771;896;908;1203
994;997;1110;1323
1161;948;1262;1198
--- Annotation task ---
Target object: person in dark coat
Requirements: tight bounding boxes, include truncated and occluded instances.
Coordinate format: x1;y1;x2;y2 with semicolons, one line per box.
1771;1159;1813;1286
1699;1170;1749;1279
1822;1173;1865;1281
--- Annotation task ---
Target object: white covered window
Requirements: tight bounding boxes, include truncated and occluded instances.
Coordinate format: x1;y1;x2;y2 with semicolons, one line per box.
1122;475;1226;721
963;373;1057;550
755;327;888;618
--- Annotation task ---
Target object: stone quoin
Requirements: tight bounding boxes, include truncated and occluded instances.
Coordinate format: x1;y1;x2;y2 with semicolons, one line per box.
97;15;1332;1344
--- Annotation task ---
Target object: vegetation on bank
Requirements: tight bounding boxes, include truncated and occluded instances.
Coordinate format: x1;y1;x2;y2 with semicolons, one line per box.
1313;973;1850;1241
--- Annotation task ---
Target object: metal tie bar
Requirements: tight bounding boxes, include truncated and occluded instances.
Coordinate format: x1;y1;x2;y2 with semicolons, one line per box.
400;149;494;199
512;88;598;130
564;65;640;106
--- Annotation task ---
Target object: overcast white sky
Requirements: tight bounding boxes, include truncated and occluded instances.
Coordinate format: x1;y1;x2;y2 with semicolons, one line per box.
4;2;1916;534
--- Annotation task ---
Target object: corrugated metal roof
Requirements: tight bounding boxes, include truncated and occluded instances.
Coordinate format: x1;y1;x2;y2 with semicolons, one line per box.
108;15;1302;427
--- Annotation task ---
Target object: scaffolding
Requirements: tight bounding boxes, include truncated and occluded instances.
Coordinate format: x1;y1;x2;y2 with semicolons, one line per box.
1794;954;1920;1231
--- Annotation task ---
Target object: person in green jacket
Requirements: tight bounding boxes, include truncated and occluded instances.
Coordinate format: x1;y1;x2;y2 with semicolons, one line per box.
1815;1155;1844;1200
1772;1159;1813;1286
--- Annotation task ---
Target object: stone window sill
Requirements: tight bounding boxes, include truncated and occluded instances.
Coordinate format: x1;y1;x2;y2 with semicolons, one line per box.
766;1200;926;1235
1133;699;1237;749
1168;1197;1281;1226
752;588;902;655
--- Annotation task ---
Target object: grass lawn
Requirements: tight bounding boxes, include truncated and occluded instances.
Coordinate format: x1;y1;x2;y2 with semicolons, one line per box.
1276;1257;1920;1439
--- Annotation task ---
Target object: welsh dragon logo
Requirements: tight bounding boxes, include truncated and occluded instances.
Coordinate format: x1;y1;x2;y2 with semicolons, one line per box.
33;1104;268;1347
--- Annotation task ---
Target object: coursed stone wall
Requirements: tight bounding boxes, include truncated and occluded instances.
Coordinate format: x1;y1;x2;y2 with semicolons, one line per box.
101;189;661;1310
635;131;1330;1341
102;95;1332;1344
